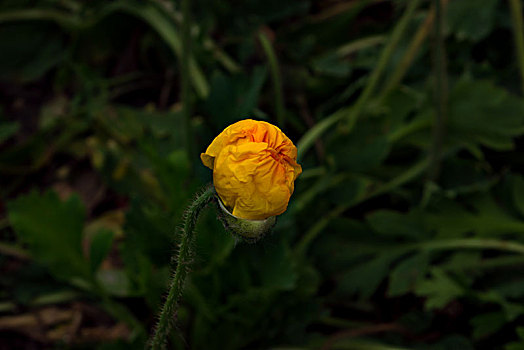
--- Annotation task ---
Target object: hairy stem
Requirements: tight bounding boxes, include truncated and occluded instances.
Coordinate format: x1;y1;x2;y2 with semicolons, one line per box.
150;185;215;350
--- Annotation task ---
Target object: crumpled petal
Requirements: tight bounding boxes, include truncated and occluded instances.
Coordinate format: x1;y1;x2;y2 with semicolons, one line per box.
200;119;302;220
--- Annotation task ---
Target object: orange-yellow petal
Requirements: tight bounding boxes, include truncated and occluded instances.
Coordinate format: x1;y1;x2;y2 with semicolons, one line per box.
200;119;302;220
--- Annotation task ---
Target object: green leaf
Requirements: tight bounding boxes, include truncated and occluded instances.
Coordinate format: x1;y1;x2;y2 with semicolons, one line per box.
367;210;428;240
518;327;524;339
439;158;496;196
0;22;66;82
203;67;267;127
441;252;481;276
388;252;429;297
470;312;506;339
494;278;524;299
325;176;370;206
506;328;524;350
311;51;352;77
381;87;422;132
512;176;524;217
448;78;524;152
89;229;115;272
97;106;144;144
122;198;173;268
104;1;209;98
328;121;390;172
257;238;297;291
479;291;524;321
424;194;524;239
311;218;378;273
427;335;474;350
0;121;19;143
337;253;401;299
96;269;131;297
415;268;463;310
132;108;184;140
194;208;237;270
446;0;498;42
8;190;89;281
506;343;524;350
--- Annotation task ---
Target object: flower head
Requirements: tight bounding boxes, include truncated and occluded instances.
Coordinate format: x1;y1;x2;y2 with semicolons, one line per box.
201;119;302;220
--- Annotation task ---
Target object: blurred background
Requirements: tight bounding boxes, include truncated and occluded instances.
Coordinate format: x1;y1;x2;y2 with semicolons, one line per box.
2;0;524;349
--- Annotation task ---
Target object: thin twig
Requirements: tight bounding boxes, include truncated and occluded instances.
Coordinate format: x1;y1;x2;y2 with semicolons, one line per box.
427;0;448;183
258;29;286;128
417;238;524;255
295;94;325;162
0;242;31;260
180;0;194;165
294;158;429;257
381;0;449;96
159;69;174;109
296;0;422;158
343;0;422;130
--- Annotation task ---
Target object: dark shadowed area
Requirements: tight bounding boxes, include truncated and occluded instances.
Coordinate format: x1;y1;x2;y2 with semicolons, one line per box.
1;0;524;349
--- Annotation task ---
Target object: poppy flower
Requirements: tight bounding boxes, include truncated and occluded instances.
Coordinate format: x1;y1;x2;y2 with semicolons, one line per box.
201;119;302;220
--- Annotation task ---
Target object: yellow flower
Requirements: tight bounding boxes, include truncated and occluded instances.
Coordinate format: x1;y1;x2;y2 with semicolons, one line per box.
201;119;302;220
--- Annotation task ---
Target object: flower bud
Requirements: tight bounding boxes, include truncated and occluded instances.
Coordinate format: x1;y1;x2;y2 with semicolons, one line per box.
201;119;302;221
215;194;276;243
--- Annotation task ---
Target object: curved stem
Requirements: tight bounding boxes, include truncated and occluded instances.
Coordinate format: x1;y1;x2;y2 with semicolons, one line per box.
380;0;449;98
258;30;286;128
297;0;421;159
294;158;428;257
427;0;448;183
150;185;215;350
415;238;524;255
343;0;422;129
181;0;194;166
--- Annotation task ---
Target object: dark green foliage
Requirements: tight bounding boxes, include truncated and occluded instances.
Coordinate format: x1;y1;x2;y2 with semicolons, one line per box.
0;22;66;82
447;78;524;152
446;0;499;42
203;67;267;129
89;229;115;273
8;191;89;282
2;0;524;349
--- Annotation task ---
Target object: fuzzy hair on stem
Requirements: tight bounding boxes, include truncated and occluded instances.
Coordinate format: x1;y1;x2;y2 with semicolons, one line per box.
149;184;215;350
